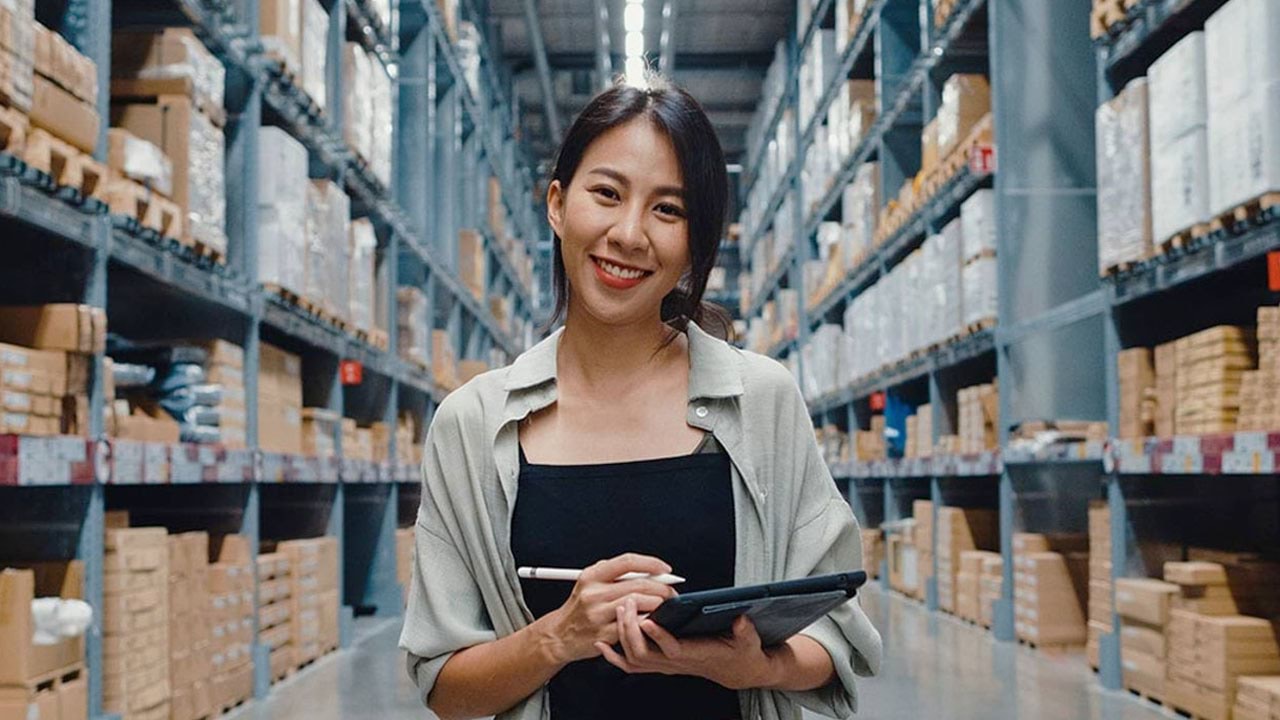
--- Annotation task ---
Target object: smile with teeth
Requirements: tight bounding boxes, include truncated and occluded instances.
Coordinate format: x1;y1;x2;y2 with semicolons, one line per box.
593;257;652;280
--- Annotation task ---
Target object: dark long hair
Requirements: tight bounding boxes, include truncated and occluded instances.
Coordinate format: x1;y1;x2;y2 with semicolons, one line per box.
544;74;734;341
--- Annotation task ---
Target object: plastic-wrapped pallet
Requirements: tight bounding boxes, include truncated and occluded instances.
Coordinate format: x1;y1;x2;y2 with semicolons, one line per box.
341;42;372;162
1148;32;1209;243
0;0;35;112
396;287;429;367
348;219;377;332
1096;78;1152;273
938;217;964;340
298;0;327;112
960;189;995;262
369;57;393;187
305;181;351;322
1205;0;1280;216
962;255;997;328
258;127;308;295
841;162;879;271
259;0;302;74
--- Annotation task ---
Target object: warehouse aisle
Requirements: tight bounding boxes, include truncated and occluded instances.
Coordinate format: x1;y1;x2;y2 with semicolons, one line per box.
230;587;1169;720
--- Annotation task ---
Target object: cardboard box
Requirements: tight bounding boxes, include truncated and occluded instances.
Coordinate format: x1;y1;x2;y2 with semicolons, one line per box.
29;73;98;153
33;23;96;106
0;562;85;685
111;28;224;115
1116;578;1179;626
457;229;486;301
0;304;101;353
259;0;302;73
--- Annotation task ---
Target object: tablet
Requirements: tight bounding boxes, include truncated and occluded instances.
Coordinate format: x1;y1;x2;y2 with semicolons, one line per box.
646;570;868;647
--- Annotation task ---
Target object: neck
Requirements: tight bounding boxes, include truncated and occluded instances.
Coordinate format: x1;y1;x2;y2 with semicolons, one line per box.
558;302;681;390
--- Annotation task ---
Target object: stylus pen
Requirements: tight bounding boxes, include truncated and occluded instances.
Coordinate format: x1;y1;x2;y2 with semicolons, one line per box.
517;566;686;585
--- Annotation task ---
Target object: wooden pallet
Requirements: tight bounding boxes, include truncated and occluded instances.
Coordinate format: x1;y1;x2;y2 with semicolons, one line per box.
190;235;227;265
1126;686;1166;708
963;317;996;336
1207;191;1280;234
1091;0;1128;39
23;128;107;200
367;328;390;352
0;104;26;156
217;696;249;716
105;172;184;239
1158;222;1213;256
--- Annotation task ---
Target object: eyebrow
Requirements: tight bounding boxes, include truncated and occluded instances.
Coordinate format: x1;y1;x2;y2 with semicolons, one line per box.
586;167;685;200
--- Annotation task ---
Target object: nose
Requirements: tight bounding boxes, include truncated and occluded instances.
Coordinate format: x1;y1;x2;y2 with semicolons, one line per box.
606;201;648;255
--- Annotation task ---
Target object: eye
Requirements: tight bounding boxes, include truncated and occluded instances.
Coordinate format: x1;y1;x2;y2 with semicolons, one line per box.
590;186;620;201
656;203;685;219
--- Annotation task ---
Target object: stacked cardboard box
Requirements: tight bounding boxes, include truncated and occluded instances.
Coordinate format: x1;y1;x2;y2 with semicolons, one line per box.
861;529;883;580
457;230;486;302
904;404;933;459
432;330;459;392
1239;306;1280;431
102;522;171;720
107;128;172;198
168;533;211;720
341;42;392;186
305;180;352;323
341;419;374;462
958;382;998;454
1013;533;1089;647
1118;348;1155;439
0;304;104;437
1088;501;1113;669
395;528;414;606
277;537;340;667
1168;610;1280;720
301;408;339;458
0;0;34;112
1154;341;1178;437
397;287;430;368
1149;32;1209;243
195;340;245;449
111;29;226;258
887;522;918;597
1175;325;1257;435
1235;677;1280;720
208;536;253;714
260;0;302;75
1115;577;1178;698
912;501;934;602
853;416;886;461
1205;0;1280;217
935;507;997;614
1096;77;1153;273
395;412;421;467
258;127;308;298
955;549;998;623
979;554;1003;628
936;74;990;159
29;22;99;154
349;219;378;335
257;552;294;684
1167;561;1242;617
0;561;87;720
258;343;302;455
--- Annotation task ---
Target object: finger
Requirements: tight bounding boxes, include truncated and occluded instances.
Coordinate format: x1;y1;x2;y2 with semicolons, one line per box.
595;641;632;673
585;553;673;583
640;618;681;657
621;598;653;665
595;579;678;603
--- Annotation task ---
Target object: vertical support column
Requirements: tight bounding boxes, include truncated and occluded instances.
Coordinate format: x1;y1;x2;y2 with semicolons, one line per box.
79;485;105;719
789;19;808;381
329;482;352;646
327;0;347;142
1100;476;1126;690
247;483;272;699
880;477;895;590
927;477;942;612
437;86;459;261
993;469;1015;641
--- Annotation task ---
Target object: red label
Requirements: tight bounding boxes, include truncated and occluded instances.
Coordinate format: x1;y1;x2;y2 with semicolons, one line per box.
1269;251;1280;292
970;145;997;175
340;360;364;386
869;392;886;412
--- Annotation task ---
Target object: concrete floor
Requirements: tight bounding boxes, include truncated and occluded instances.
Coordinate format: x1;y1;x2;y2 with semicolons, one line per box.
230;585;1170;720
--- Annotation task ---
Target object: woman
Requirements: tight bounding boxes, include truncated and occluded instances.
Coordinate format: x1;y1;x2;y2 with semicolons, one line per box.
400;75;881;720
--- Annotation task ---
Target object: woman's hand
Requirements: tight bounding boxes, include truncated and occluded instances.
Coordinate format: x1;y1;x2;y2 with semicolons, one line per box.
541;554;679;665
594;597;778;691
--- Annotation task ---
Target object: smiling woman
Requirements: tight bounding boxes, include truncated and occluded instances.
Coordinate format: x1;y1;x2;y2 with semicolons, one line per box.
400;73;881;720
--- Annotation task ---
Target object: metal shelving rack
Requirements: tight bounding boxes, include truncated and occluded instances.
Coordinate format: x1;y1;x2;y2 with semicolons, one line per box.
0;0;542;716
738;0;1111;664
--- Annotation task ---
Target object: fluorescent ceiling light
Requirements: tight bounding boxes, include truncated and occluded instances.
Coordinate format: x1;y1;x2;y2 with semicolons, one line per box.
624;3;645;32
625;30;645;57
625;56;647;88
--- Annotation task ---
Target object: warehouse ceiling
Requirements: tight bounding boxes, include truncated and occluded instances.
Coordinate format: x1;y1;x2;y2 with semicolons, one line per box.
488;0;790;169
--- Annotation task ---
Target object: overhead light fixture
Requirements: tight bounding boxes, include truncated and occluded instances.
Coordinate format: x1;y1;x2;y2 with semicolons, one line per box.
625;30;645;57
625;57;647;87
624;3;645;32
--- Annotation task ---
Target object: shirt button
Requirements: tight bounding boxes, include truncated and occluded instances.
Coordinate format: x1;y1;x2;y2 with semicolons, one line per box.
695;406;708;418
759;488;768;499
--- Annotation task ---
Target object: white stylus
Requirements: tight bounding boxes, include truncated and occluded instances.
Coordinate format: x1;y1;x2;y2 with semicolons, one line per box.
517;566;686;585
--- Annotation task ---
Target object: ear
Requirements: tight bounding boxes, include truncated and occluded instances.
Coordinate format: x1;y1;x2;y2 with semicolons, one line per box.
546;180;566;238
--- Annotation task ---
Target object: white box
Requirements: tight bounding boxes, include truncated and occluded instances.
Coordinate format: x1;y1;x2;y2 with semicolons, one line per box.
1148;32;1207;145
257;127;308;293
1151;128;1209;242
1096;78;1152;271
960;189;996;261
300;0;328;112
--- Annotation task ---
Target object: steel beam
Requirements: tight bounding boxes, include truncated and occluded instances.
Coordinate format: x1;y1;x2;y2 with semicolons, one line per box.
593;0;614;89
521;0;563;141
658;0;677;75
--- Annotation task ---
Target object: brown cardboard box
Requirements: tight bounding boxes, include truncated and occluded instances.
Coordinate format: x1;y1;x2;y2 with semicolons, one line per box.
32;23;95;105
0;687;58;720
259;0;302;72
457;229;486;301
29;74;97;153
0;305;99;353
1121;621;1167;658
1115;578;1179;626
115;405;181;444
0;562;85;685
1122;648;1166;697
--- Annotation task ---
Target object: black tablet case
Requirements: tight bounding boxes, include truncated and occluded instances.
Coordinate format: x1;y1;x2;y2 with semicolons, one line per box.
646;570;867;647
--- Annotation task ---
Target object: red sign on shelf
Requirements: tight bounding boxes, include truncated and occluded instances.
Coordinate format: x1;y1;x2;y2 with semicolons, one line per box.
970;145;997;175
1268;251;1280;292
869;391;886;412
340;360;364;386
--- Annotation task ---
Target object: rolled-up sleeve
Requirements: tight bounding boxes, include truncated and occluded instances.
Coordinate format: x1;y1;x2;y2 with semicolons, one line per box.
777;383;883;717
398;399;498;712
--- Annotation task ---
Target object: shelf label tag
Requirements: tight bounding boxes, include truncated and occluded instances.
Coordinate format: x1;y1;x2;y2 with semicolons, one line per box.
970;145;997;175
870;391;885;412
341;360;364;386
1268;251;1280;291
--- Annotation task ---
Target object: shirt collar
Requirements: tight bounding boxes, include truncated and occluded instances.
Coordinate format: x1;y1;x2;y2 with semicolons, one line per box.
502;320;744;400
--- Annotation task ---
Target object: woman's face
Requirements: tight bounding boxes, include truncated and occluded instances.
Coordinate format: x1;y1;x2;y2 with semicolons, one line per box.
547;118;690;328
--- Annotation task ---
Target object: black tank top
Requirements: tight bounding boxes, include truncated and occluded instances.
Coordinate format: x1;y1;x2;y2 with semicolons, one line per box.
510;434;740;720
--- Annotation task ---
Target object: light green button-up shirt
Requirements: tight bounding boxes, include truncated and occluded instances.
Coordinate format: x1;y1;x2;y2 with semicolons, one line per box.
400;321;883;720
